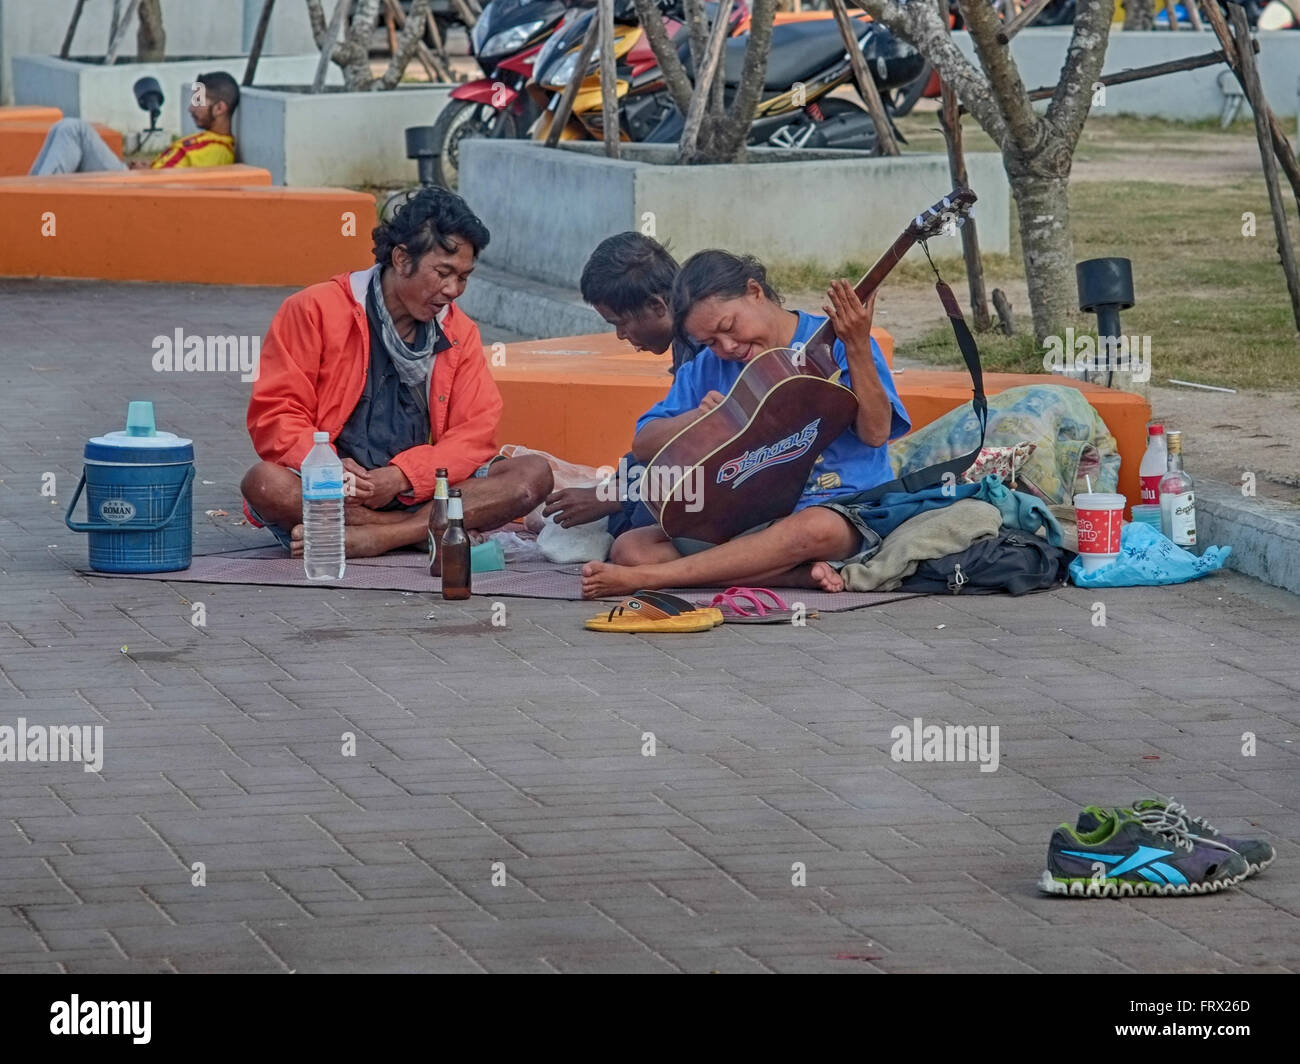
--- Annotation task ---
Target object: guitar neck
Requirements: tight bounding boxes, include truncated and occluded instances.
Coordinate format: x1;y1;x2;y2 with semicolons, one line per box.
802;229;918;354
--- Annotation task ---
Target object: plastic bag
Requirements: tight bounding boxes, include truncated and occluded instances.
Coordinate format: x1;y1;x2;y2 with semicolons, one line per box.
1069;520;1230;587
537;514;612;564
497;443;613;534
486;530;546;563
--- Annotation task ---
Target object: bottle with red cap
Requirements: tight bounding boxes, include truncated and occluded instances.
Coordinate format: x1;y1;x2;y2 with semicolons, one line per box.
1139;423;1168;506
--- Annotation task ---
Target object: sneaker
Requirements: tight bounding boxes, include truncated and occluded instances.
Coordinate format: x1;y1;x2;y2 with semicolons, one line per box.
1077;798;1276;878
1039;807;1248;898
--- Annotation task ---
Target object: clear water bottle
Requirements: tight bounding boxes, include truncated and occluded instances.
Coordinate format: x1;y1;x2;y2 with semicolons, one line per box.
301;431;345;580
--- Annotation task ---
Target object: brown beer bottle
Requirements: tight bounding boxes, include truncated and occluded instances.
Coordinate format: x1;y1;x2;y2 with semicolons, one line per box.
440;488;471;601
428;467;450;577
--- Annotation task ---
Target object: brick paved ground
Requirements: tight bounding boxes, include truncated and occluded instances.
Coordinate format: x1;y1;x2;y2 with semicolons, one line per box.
1;279;1298;973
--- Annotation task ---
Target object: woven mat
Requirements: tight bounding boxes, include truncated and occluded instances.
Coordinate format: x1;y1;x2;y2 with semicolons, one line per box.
83;546;920;612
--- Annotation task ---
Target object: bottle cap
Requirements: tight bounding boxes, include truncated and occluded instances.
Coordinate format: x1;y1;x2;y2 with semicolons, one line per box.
1148;423;1164;436
1167;430;1182;453
125;401;157;437
447;491;464;520
313;431;329;443
436;468;449;477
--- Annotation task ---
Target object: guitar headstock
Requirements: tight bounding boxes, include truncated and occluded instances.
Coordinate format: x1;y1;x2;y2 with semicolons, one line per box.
908;187;978;241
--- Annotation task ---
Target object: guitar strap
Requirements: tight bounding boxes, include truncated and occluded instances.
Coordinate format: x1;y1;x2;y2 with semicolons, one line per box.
855;277;988;504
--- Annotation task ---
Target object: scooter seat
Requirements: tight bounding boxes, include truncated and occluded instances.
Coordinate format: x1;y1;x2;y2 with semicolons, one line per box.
721;18;869;92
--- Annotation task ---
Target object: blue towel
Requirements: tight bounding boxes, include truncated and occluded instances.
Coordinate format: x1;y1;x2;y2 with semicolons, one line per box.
857;480;981;539
973;475;1064;546
1070;520;1231;587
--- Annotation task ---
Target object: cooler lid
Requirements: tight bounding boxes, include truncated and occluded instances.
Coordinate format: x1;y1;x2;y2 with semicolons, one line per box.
85;430;194;464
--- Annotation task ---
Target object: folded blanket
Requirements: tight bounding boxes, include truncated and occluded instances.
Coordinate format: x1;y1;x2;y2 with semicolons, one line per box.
889;384;1121;505
840;499;1003;592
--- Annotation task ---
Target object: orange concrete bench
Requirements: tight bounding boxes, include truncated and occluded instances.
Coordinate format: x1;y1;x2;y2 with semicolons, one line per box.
0;182;375;286
0;163;273;188
0;120;123;176
493;333;1150;507
0;106;65;124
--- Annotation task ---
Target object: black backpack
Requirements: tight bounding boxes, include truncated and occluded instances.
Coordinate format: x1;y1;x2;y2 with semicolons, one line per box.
899;529;1076;596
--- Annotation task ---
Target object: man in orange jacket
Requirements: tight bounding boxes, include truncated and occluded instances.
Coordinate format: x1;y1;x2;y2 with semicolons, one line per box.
241;186;552;557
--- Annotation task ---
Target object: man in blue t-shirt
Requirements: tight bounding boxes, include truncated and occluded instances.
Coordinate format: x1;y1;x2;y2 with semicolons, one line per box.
542;233;701;536
580;257;909;599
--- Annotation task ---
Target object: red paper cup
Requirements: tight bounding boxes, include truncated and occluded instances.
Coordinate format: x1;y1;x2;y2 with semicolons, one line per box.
1073;492;1125;572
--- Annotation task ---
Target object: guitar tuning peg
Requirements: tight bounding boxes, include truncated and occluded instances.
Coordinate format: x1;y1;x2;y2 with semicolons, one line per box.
942;196;951;209
914;215;925;227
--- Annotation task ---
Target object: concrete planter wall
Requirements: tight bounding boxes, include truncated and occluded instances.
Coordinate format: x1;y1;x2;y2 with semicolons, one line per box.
11;54;340;142
233;84;454;187
954;28;1300;120
1;0;319;103
460;140;1011;291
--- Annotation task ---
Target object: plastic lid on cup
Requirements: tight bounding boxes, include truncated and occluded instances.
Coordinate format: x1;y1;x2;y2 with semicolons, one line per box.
1073;492;1126;508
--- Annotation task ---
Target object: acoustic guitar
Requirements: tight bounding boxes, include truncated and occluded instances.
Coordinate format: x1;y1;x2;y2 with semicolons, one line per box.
648;187;977;544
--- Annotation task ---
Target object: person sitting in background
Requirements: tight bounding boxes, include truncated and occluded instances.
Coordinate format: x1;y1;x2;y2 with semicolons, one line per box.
540;232;701;536
241;186;552;558
28;70;239;175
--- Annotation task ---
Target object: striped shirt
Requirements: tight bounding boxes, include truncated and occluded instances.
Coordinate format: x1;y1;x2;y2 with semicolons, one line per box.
150;131;235;169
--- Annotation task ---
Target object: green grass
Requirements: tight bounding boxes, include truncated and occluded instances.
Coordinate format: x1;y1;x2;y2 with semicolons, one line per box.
769;251;1024;293
907;178;1300;391
780;112;1300;392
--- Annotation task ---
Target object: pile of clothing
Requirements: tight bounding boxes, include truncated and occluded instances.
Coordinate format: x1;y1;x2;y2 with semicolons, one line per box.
839;475;1075;595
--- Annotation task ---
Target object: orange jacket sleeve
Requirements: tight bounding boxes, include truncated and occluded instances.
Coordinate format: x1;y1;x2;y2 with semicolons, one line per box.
247;293;326;473
390;325;502;502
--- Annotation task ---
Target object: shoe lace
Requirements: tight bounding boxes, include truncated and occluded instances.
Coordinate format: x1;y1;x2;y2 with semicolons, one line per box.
1134;805;1197;852
1135;802;1235;855
1161;797;1219;836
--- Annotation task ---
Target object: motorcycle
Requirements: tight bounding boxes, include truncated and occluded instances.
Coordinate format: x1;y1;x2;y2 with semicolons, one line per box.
528;0;749;143
633;15;923;151
429;0;570;188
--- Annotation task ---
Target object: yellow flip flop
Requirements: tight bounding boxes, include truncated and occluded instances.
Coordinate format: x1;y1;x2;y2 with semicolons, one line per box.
585;591;724;633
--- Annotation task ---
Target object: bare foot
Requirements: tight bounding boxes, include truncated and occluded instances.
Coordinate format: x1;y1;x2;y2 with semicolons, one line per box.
290;523;409;559
581;560;647;599
344;502;410;526
807;561;845;592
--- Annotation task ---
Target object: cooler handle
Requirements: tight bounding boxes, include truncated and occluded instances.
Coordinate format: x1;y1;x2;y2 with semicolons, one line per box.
64;467;195;534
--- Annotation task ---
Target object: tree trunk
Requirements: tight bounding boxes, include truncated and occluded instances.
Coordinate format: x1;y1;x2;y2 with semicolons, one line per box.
136;0;165;61
1123;0;1155;30
1007;169;1077;342
338;0;381;90
375;0;434;88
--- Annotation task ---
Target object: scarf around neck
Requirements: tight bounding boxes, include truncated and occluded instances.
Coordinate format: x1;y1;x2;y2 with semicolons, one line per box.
370;267;438;392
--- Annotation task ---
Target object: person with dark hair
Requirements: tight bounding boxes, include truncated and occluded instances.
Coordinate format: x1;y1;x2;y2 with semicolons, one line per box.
242;186;552;558
578;231;700;373
580;248;910;598
542;232;701;533
29;70;239;174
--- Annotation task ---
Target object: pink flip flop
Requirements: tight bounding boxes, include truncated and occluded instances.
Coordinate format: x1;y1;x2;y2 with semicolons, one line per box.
697;586;809;624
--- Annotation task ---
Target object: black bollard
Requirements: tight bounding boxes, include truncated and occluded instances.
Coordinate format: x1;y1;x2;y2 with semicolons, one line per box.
133;77;164;133
1076;257;1135;387
405;125;440;187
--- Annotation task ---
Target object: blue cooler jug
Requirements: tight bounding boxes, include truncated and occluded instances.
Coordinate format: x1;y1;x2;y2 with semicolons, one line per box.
64;402;195;573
